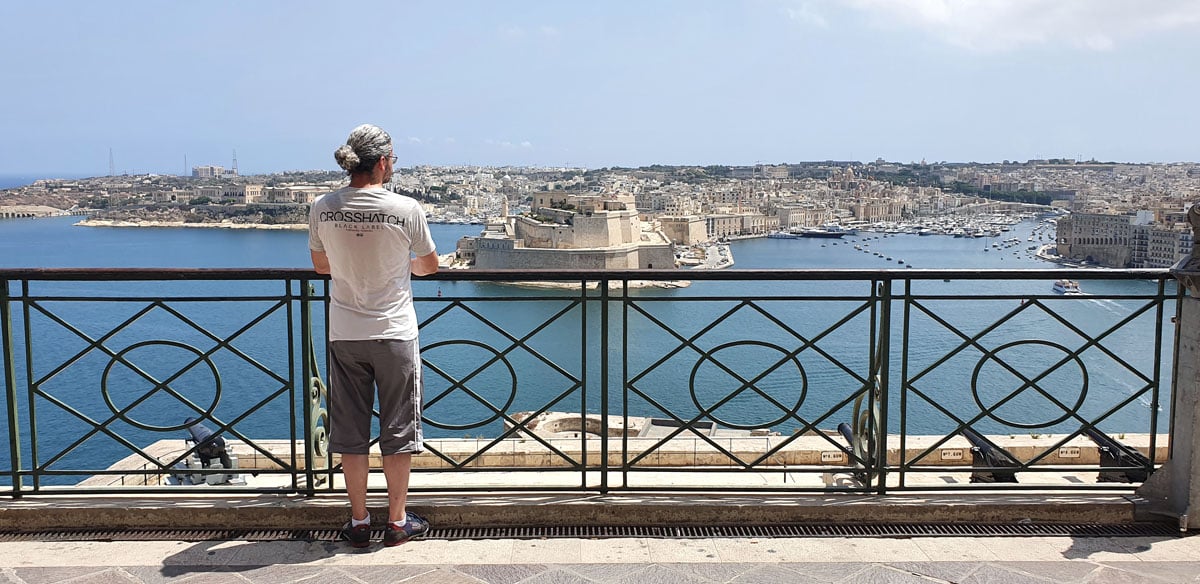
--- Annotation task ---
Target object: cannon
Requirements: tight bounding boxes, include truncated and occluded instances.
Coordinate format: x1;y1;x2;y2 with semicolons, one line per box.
1083;428;1153;483
837;422;870;484
184;417;233;470
961;427;1020;483
833;365;884;486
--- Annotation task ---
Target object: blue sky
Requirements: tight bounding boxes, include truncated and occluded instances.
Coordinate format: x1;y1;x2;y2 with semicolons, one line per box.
1;1;1198;176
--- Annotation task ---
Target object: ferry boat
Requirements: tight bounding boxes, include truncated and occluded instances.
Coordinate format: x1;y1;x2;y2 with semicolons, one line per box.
1052;279;1084;295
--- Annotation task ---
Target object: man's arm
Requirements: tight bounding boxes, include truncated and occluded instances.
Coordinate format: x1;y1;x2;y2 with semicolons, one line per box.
411;251;439;276
311;250;331;275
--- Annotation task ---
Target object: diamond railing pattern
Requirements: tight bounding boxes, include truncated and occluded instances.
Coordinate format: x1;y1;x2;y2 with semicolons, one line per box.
0;268;1179;497
896;278;1172;489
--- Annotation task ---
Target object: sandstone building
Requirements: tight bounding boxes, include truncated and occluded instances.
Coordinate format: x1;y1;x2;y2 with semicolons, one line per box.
457;192;676;270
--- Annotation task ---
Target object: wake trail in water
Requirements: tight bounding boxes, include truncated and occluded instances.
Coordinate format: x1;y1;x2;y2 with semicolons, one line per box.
1086;298;1130;315
1105;375;1162;412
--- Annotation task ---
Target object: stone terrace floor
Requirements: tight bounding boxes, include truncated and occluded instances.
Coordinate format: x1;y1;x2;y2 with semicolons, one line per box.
2;533;1200;584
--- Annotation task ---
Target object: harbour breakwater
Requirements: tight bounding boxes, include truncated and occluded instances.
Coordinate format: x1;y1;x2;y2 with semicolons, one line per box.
77;218;307;230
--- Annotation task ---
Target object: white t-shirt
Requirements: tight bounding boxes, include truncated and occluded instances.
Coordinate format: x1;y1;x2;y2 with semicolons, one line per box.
308;186;436;341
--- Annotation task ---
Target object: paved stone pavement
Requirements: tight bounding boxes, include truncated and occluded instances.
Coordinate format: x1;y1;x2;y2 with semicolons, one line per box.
1;534;1199;583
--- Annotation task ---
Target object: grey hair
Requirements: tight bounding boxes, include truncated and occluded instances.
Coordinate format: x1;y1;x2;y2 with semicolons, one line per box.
334;124;393;174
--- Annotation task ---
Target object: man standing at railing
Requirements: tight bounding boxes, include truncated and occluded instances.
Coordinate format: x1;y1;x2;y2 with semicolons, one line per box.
309;123;439;548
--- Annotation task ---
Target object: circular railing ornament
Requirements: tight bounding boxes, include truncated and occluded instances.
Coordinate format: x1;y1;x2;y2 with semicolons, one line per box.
971;339;1087;429
422;339;518;430
100;340;221;432
689;340;807;430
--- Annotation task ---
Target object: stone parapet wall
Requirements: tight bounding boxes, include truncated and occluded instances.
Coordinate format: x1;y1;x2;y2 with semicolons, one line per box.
92;434;1169;487
0;205;62;219
475;244;642;269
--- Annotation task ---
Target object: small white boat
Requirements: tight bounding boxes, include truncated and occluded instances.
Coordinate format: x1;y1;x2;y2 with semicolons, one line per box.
1052;279;1084;295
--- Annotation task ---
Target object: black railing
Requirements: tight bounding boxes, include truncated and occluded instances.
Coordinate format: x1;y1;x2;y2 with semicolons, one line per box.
0;268;1179;497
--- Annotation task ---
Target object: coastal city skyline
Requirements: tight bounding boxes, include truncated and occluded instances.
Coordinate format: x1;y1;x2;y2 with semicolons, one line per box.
2;1;1199;177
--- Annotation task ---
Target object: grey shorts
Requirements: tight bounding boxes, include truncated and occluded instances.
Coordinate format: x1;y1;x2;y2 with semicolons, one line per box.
328;338;424;455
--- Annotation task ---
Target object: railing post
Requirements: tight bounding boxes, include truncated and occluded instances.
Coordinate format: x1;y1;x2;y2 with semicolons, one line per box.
599;275;609;494
1137;288;1199;530
876;279;892;494
1138;220;1200;530
300;280;329;495
1;278;21;497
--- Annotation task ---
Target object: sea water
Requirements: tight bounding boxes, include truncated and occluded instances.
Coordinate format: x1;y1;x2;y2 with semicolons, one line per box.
0;216;1173;481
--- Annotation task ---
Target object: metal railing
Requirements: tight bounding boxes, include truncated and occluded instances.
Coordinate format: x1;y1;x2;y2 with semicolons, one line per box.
0;267;1180;497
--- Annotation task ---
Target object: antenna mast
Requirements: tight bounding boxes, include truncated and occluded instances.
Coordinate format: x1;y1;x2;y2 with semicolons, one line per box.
109;148;115;176
232;149;239;176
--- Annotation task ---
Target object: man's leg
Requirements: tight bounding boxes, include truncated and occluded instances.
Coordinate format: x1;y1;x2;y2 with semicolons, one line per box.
341;453;371;522
382;453;413;523
328;341;378;532
372;338;424;524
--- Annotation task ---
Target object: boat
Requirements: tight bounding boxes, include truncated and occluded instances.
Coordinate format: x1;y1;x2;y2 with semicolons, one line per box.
766;231;801;239
1052;279;1084;295
796;227;847;239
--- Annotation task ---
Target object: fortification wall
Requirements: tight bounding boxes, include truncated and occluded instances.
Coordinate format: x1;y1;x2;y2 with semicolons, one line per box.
475;244;642;269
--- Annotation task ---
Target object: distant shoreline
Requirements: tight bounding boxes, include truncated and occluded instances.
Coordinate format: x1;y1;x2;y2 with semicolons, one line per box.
496;279;691;290
76;219;307;231
74;218;480;231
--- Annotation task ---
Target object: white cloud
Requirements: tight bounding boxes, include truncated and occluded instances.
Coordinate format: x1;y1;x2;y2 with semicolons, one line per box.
407;137;422;144
785;3;829;28
486;139;533;149
540;25;561;37
841;0;1200;51
443;137;456;144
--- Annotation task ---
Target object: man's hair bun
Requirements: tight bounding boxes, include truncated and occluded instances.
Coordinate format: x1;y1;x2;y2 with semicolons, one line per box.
334;145;361;172
334;124;392;174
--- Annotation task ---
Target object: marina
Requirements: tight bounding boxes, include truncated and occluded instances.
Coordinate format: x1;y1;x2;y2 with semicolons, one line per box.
768;209;1063;241
745;214;1068;271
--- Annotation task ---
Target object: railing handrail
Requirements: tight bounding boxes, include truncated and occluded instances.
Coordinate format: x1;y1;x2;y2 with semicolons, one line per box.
0;267;1172;282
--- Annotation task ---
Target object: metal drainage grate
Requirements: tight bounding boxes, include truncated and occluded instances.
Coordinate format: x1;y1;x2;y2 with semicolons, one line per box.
0;523;1182;542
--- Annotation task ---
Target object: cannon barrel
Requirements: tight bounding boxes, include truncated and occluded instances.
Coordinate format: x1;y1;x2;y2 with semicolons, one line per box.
1083;427;1152;483
184;417;232;469
837;422;855;447
837;422;870;484
961;427;1020;483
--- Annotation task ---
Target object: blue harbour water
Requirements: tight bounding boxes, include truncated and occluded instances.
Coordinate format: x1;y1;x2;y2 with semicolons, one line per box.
0;174;93;190
0;176;41;190
0;215;1175;483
